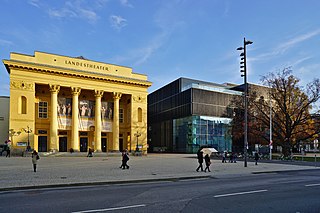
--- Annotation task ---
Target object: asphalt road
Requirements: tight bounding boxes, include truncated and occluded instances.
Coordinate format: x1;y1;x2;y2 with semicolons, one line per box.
1;169;320;213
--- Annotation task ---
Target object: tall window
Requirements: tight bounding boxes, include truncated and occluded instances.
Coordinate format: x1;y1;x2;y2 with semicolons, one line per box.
19;96;27;114
138;107;142;122
39;101;48;118
119;108;124;123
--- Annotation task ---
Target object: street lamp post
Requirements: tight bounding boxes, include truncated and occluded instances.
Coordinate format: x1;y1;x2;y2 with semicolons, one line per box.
8;129;21;146
314;139;318;167
269;95;273;160
237;37;253;167
134;131;141;152
23;126;32;151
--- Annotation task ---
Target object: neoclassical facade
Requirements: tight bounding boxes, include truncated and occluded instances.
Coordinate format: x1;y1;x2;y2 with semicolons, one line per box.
3;51;151;153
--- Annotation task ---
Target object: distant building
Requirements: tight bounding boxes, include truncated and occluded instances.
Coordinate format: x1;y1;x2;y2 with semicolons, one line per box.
3;51;151;153
0;96;9;144
147;77;243;153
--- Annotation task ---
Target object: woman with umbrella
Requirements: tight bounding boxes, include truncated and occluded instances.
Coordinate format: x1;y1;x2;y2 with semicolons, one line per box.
202;148;217;172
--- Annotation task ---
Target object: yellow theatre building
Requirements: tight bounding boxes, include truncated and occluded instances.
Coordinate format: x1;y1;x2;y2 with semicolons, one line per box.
3;51;152;154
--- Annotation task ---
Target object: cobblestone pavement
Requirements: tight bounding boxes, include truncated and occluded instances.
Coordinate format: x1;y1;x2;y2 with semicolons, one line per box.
0;153;319;191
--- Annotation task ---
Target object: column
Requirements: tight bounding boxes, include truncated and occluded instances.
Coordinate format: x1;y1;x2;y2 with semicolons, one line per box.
49;84;60;152
112;92;122;151
71;87;81;151
94;90;104;152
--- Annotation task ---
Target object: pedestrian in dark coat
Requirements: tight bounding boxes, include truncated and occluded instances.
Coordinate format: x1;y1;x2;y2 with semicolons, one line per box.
196;149;204;172
5;145;10;158
4;140;11;157
254;152;259;165
31;150;40;172
120;149;130;169
87;148;93;157
229;152;233;163
222;151;226;163
233;153;238;163
204;154;211;172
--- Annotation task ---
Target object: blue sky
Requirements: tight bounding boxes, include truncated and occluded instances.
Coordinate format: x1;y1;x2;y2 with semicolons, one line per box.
1;0;320;96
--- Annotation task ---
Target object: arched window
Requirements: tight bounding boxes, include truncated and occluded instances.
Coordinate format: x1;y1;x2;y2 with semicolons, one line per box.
138;107;142;122
19;96;27;114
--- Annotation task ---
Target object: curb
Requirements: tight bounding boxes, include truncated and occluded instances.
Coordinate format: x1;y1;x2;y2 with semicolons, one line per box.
0;175;211;192
251;168;320;174
251;171;279;174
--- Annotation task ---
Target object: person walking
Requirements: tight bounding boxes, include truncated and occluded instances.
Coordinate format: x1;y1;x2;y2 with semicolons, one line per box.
31;150;40;172
228;152;233;163
196;149;204;172
5;145;10;158
4;139;10;157
222;151;226;163
233;153;238;163
254;152;259;165
87;147;93;157
120;149;130;169
204;154;211;172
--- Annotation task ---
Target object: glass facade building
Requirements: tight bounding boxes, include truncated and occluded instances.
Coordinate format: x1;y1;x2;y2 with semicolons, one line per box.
173;116;232;153
148;78;242;153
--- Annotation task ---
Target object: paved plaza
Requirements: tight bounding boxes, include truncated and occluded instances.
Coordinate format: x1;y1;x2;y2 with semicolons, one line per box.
0;153;319;191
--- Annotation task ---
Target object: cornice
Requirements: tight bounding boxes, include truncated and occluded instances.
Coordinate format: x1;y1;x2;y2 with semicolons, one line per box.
3;60;152;88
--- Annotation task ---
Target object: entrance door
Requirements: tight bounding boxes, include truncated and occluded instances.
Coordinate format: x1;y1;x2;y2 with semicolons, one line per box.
80;138;88;152
102;138;107;152
119;138;124;152
38;136;47;152
59;137;68;152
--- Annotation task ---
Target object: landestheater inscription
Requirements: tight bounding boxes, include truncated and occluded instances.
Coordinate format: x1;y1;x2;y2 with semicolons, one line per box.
64;60;109;71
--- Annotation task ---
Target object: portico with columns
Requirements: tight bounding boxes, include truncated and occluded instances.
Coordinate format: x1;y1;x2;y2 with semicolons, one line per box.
3;51;152;154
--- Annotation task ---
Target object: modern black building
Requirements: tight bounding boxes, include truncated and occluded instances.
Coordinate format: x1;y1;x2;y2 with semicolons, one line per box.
148;78;243;153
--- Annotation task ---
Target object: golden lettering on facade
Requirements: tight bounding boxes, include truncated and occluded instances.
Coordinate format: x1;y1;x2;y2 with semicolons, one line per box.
10;80;34;91
64;60;109;71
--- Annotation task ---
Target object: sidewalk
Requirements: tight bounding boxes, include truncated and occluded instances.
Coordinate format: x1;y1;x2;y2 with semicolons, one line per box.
0;153;319;191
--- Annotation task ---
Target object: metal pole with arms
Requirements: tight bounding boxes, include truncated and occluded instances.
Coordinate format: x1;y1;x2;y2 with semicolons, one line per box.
237;37;253;167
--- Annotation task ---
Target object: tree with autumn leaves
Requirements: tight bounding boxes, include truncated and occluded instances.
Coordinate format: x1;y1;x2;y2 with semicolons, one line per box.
231;68;320;157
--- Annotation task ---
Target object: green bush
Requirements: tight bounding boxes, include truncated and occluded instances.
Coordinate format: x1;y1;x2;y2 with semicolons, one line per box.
294;156;319;162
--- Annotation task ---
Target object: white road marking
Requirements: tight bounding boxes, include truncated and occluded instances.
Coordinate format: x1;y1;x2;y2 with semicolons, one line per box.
72;204;146;213
305;183;320;187
214;189;268;198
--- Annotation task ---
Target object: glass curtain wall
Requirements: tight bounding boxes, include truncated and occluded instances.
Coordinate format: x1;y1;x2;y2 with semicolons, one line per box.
173;116;232;153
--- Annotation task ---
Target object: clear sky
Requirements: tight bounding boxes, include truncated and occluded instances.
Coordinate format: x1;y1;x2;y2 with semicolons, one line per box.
1;0;320;96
